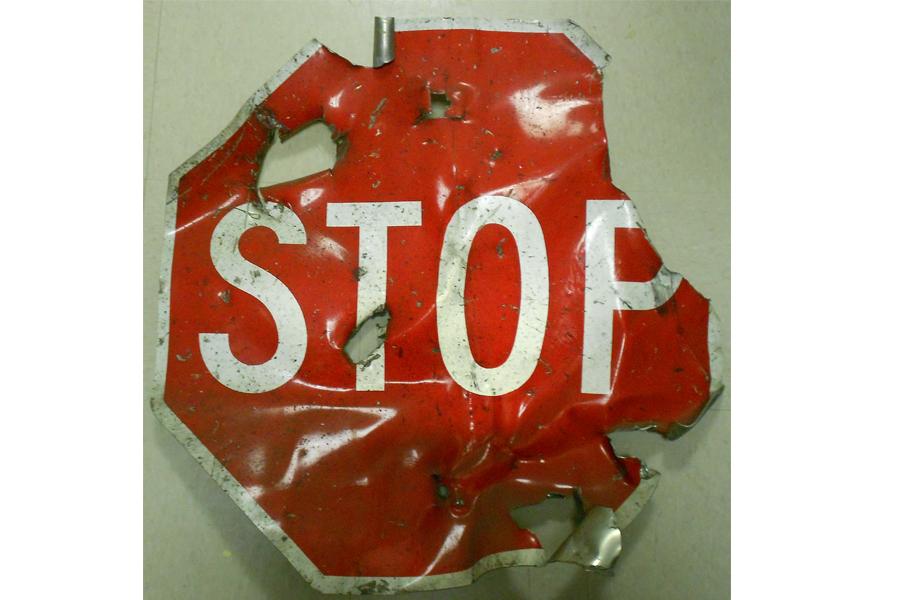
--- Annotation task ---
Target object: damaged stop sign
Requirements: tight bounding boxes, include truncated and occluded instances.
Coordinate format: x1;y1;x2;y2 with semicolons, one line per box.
152;17;723;594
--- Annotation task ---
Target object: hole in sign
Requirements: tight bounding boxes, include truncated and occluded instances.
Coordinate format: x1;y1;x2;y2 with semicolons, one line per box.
343;306;391;367
510;492;584;554
426;91;451;119
257;120;338;188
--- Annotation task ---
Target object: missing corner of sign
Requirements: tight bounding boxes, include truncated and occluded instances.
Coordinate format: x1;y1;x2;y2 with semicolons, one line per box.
510;468;661;571
343;305;392;366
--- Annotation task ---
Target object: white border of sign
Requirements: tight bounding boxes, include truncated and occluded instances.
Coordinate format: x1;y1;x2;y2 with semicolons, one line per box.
150;18;717;594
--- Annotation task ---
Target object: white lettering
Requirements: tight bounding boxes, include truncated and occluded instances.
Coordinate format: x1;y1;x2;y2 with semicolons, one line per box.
581;200;682;394
200;201;308;393
436;195;549;396
327;201;422;390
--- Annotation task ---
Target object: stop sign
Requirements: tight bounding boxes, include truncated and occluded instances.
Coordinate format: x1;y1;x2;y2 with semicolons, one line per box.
152;18;722;594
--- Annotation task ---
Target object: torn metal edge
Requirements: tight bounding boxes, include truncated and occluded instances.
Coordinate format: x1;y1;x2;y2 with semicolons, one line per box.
551;506;622;569
550;467;660;570
666;305;726;440
607;302;726;439
618;469;660;533
394;17;611;71
149;20;664;595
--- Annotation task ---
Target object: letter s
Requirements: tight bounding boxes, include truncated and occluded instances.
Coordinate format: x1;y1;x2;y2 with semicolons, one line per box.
200;201;307;393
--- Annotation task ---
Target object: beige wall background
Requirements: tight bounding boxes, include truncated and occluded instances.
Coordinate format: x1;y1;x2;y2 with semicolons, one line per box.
144;1;730;598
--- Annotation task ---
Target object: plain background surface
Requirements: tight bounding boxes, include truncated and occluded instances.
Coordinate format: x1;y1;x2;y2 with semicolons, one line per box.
144;1;730;598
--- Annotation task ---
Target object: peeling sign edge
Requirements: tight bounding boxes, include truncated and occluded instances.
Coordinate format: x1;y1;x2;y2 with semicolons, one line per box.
149;20;717;595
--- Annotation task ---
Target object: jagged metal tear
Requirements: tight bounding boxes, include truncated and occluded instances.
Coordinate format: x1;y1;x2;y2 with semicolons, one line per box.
344;307;391;366
511;468;660;570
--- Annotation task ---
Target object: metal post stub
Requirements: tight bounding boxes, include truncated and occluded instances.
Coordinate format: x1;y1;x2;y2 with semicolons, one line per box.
373;16;395;67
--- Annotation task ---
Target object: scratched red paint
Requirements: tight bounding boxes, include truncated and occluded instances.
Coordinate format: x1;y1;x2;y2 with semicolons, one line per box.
155;19;720;593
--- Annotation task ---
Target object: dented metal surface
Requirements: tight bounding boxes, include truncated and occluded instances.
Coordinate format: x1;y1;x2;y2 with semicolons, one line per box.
153;17;723;594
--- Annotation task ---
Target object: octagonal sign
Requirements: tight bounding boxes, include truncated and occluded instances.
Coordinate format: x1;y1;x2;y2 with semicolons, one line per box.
152;18;723;594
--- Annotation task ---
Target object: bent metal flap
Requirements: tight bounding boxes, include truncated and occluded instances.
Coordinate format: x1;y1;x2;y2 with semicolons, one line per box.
152;18;724;595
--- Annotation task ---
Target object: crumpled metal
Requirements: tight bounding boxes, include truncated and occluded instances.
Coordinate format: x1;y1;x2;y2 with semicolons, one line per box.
152;17;723;595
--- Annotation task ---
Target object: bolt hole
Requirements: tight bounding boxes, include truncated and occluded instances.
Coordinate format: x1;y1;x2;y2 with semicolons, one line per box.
427;92;451;119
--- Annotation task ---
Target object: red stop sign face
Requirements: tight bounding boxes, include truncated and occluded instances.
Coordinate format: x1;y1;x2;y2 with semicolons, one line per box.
152;18;722;594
